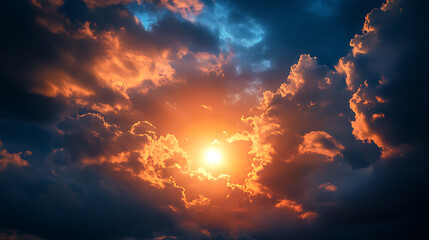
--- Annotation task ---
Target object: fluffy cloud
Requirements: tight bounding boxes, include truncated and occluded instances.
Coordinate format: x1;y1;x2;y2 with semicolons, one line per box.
298;131;344;161
338;0;428;157
0;141;30;171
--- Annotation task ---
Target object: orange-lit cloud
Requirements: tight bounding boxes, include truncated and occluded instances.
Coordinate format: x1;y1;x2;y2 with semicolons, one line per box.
0;141;29;171
161;0;204;21
83;0;204;21
277;54;315;97
92;30;177;96
318;182;337;192
275;199;317;220
298;131;344;161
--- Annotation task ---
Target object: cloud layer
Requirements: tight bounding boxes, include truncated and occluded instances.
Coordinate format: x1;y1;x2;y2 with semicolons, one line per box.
1;0;427;239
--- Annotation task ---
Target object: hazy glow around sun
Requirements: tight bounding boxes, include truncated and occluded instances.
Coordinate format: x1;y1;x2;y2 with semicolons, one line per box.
204;148;222;165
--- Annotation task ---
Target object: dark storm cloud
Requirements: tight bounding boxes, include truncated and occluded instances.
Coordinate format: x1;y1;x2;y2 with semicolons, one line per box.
0;163;179;240
309;1;429;235
0;0;220;148
0;0;73;125
342;0;429;151
217;0;385;89
249;54;381;211
247;0;428;239
0;0;213;239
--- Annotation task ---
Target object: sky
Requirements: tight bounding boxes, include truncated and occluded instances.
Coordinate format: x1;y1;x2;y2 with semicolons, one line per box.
0;0;428;239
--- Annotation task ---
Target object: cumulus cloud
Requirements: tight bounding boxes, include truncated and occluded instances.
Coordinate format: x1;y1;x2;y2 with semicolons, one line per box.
0;141;29;171
298;131;344;161
277;54;319;97
338;0;429;157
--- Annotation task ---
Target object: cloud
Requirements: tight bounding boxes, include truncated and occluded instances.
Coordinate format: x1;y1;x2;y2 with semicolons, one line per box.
338;0;429;157
298;131;345;161
275;199;317;220
90;29;177;96
277;54;318;97
83;0;138;8
0;230;44;240
83;0;204;22
318;182;337;192
0;141;29;171
57;113;124;164
161;0;204;21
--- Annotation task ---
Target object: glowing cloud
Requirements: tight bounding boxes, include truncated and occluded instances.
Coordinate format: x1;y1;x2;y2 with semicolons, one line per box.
0;141;29;171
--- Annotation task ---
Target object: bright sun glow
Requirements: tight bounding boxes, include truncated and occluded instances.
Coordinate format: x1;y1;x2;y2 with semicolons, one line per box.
204;148;222;165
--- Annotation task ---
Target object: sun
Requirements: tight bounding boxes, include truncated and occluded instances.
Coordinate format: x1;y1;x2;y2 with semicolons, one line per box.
204;148;222;165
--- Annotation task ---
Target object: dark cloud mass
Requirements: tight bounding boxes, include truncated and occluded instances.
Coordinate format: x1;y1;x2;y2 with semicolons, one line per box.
1;0;428;239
